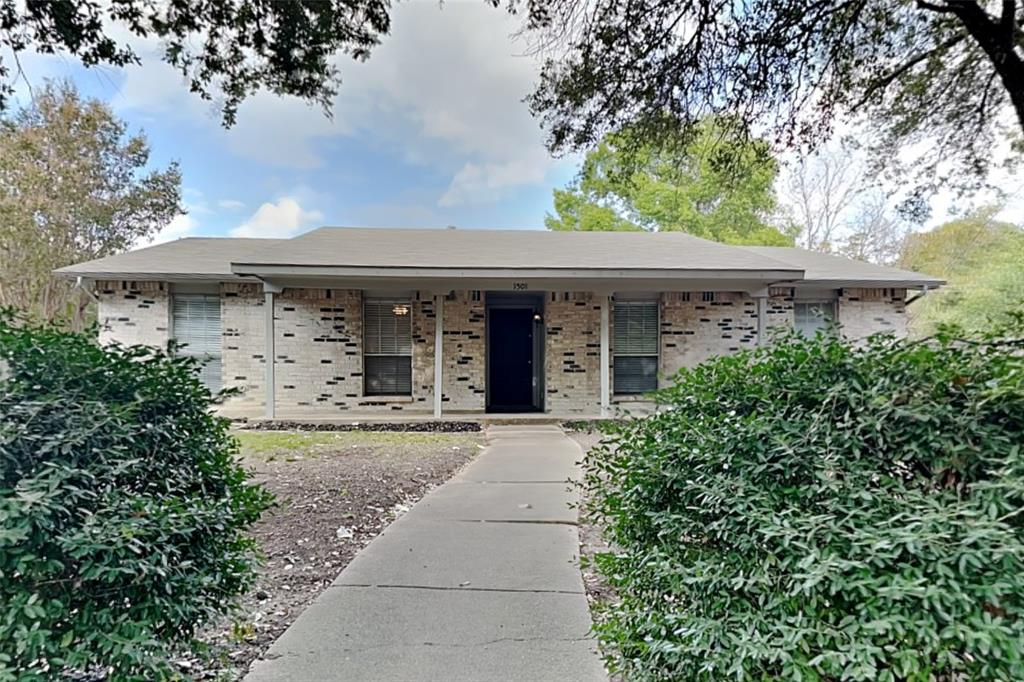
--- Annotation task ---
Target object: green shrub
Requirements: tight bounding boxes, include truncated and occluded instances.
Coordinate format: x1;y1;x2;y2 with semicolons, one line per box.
585;325;1024;681
0;315;273;680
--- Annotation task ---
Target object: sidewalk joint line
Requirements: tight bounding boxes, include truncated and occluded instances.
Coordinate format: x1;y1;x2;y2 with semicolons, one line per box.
333;583;585;595
473;480;569;484
454;518;579;526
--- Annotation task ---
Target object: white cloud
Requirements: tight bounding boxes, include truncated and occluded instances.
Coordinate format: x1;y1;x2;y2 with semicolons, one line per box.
223;93;349;169
439;154;549;207
100;2;559;199
218;198;246;211
111;48;211;121
145;212;198;246
340;2;560;202
231;197;324;238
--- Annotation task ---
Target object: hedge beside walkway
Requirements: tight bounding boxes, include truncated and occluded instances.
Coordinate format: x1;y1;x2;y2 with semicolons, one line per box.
585;324;1024;681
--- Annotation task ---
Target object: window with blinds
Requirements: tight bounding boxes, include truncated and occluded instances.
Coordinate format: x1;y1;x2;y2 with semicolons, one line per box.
794;301;837;338
171;294;222;392
363;298;413;395
613;299;659;395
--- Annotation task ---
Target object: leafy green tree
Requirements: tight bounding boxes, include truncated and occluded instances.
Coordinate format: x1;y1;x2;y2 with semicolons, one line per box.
0;80;181;325
523;0;1024;205
900;207;1024;333
546;119;796;245
0;0;389;125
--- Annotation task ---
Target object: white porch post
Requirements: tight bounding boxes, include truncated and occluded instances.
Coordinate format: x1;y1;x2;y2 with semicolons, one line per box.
263;281;283;420
752;287;769;346
433;294;444;419
599;293;611;417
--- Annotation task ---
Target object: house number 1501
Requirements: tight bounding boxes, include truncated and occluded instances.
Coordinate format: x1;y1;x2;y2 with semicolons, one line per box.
512;282;528;290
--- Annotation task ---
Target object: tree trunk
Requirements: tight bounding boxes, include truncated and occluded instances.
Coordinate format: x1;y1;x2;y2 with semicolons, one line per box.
948;1;1024;135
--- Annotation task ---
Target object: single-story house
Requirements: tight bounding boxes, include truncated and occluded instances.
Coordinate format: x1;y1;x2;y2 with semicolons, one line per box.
57;227;943;420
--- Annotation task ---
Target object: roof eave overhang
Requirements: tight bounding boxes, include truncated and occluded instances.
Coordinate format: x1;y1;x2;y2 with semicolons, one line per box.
53;271;257;281
229;264;805;281
794;278;946;289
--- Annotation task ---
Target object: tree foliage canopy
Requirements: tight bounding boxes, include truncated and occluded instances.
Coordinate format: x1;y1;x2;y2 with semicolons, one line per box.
546;118;795;245
900;207;1024;333
523;0;1024;200
585;324;1024;680
0;0;390;125
0;81;181;325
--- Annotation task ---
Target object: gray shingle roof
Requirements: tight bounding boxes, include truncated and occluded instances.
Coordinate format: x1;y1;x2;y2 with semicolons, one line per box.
55;227;942;288
55;237;285;279
743;247;944;288
229;227;798;273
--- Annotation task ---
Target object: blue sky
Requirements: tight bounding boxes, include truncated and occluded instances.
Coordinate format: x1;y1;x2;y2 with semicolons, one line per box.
8;0;1022;245
13;1;579;242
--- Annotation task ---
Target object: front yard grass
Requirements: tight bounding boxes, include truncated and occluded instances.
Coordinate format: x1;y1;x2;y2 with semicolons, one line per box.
235;430;480;458
197;429;483;680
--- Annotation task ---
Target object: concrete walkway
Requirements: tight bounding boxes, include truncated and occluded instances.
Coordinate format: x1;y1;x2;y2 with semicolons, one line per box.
245;425;606;682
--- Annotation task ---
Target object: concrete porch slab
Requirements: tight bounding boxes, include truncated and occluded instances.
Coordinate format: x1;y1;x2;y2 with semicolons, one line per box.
221;405;656;425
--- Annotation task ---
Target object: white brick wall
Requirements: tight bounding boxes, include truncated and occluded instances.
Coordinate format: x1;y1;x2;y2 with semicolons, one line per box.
272;288;364;411
219;287;472;417
439;291;486;412
221;282;265;411
95;280;170;347
545;292;602;414
766;288;795;330
97;281;910;418
659;292;760;381
411;295;437;411
839;288;907;339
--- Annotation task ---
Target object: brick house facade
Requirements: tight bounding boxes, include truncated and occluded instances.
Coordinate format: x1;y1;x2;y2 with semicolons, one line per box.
63;229;938;420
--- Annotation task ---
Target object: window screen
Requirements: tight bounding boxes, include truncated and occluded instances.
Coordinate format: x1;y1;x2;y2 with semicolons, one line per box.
364;298;412;395
172;294;222;392
794;301;836;337
613;300;659;394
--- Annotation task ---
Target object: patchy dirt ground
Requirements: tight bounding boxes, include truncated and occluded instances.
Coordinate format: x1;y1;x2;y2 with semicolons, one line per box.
192;430;483;680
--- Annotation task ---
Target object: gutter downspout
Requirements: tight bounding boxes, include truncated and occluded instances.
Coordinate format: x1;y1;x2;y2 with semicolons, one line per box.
904;285;930;306
73;277;99;303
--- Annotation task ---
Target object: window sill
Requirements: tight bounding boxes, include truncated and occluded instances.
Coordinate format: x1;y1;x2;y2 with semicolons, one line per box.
360;395;414;403
613;394;653;402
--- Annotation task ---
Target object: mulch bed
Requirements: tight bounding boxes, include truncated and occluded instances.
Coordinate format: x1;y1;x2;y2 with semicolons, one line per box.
569;432;622;681
237;420;481;433
188;433;480;680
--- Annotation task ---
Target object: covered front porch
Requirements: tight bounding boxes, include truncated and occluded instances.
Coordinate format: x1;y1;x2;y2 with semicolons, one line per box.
219;275;785;422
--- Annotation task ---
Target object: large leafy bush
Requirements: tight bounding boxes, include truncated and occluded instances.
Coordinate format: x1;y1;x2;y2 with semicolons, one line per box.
0;315;273;680
586;326;1024;680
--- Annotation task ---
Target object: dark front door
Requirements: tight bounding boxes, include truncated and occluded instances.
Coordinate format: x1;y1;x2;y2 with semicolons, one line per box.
488;308;535;411
486;293;544;413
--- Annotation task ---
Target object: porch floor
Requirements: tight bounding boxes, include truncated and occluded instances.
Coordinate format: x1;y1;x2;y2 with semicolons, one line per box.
219;405;656;425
